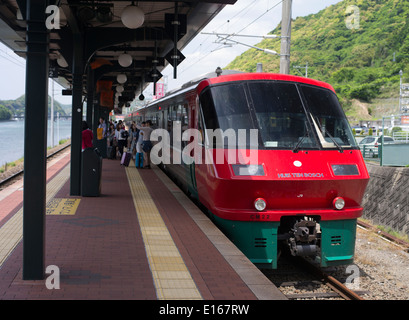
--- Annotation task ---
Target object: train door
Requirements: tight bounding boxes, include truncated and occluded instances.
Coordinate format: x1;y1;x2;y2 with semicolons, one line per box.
189;95;210;205
186;101;198;198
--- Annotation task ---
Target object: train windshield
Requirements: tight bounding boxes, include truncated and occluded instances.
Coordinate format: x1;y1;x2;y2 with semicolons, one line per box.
200;80;356;150
200;82;256;148
299;84;357;148
248;82;319;150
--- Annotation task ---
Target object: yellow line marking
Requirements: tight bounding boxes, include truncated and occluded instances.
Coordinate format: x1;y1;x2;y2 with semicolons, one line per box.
0;165;70;267
46;198;80;215
125;163;202;300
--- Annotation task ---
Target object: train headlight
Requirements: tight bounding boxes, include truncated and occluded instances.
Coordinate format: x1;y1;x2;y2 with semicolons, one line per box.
254;198;267;211
333;197;345;210
232;164;265;176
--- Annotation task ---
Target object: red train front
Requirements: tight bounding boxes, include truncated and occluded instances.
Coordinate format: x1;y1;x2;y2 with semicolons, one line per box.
130;72;370;269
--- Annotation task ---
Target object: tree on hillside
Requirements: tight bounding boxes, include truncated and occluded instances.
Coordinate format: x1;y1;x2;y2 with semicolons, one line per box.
0;104;12;120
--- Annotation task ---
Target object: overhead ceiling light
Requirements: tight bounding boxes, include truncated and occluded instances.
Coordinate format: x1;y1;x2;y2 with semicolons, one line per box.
117;74;127;84
118;53;132;67
121;5;144;29
116;85;124;93
56;53;68;68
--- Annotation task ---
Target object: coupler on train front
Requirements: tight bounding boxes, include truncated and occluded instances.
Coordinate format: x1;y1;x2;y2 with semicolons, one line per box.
279;216;357;268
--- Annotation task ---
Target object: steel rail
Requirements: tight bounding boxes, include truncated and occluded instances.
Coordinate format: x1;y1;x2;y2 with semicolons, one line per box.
294;256;364;300
0;143;71;187
357;219;409;251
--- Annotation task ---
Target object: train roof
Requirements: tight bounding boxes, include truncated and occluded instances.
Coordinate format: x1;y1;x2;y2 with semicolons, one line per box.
196;72;336;94
136;72;336;114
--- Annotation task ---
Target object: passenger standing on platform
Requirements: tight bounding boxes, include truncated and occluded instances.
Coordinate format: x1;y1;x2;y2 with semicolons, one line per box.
115;122;127;158
136;120;153;168
82;121;93;150
127;122;134;150
135;122;145;168
97;117;107;140
129;123;139;158
107;123;115;146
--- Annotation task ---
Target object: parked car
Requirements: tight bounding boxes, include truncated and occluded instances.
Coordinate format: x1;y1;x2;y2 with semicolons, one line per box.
359;136;395;157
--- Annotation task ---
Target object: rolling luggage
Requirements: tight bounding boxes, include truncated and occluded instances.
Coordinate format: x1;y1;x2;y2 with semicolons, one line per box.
135;152;144;168
121;152;132;166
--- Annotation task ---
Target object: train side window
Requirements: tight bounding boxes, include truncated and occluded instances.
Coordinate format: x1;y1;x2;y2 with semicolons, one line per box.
197;105;205;146
182;104;188;129
199;88;219;131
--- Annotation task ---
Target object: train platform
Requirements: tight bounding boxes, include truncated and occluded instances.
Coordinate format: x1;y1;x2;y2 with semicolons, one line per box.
0;149;286;300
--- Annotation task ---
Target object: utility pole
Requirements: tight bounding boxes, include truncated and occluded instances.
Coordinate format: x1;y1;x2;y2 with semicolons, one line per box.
280;0;292;74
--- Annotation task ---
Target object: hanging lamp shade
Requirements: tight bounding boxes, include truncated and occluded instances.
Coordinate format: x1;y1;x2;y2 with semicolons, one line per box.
118;53;132;67
56;55;68;68
117;74;127;84
116;85;124;93
121;5;144;29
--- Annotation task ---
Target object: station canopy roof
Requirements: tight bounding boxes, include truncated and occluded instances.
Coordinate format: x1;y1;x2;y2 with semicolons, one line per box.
0;0;236;109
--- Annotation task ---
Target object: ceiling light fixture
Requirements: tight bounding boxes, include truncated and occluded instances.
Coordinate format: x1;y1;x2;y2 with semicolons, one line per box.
56;53;68;68
118;53;132;67
117;74;127;84
121;4;144;29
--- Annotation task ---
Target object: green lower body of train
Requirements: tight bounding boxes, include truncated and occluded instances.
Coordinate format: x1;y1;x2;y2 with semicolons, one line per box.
212;216;357;269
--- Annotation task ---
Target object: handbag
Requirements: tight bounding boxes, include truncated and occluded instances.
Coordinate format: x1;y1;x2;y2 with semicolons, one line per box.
97;127;103;140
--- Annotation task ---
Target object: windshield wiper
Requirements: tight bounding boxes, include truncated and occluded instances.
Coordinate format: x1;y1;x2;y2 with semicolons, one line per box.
293;122;311;153
309;114;344;153
293;132;308;153
323;130;344;153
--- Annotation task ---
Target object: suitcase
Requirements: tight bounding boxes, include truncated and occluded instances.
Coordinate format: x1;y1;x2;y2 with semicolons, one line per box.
135;152;144;168
121;152;132;166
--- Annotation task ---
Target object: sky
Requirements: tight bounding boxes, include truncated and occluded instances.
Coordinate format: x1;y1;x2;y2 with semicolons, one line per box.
0;0;342;105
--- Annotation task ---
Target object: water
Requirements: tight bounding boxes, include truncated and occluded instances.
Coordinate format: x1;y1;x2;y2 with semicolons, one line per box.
0;119;72;165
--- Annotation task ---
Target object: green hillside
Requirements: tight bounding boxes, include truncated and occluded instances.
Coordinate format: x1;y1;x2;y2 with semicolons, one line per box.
0;95;68;120
226;0;409;122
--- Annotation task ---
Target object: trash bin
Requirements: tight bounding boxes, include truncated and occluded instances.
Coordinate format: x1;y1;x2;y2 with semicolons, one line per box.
95;137;107;158
81;147;102;196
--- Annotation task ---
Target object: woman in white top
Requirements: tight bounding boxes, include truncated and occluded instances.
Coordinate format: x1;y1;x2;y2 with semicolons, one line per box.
115;122;127;158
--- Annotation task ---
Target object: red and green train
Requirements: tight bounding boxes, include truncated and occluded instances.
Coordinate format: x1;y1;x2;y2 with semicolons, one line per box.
125;72;369;269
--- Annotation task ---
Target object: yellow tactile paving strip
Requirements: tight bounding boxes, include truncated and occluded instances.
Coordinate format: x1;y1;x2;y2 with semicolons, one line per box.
125;163;202;300
46;198;81;215
0;165;70;267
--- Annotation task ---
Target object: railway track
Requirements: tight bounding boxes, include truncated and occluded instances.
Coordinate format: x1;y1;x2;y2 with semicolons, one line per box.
0;142;71;189
357;220;409;253
262;254;365;300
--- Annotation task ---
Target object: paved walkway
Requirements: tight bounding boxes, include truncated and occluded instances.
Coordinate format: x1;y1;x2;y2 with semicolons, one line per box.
0;151;286;300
